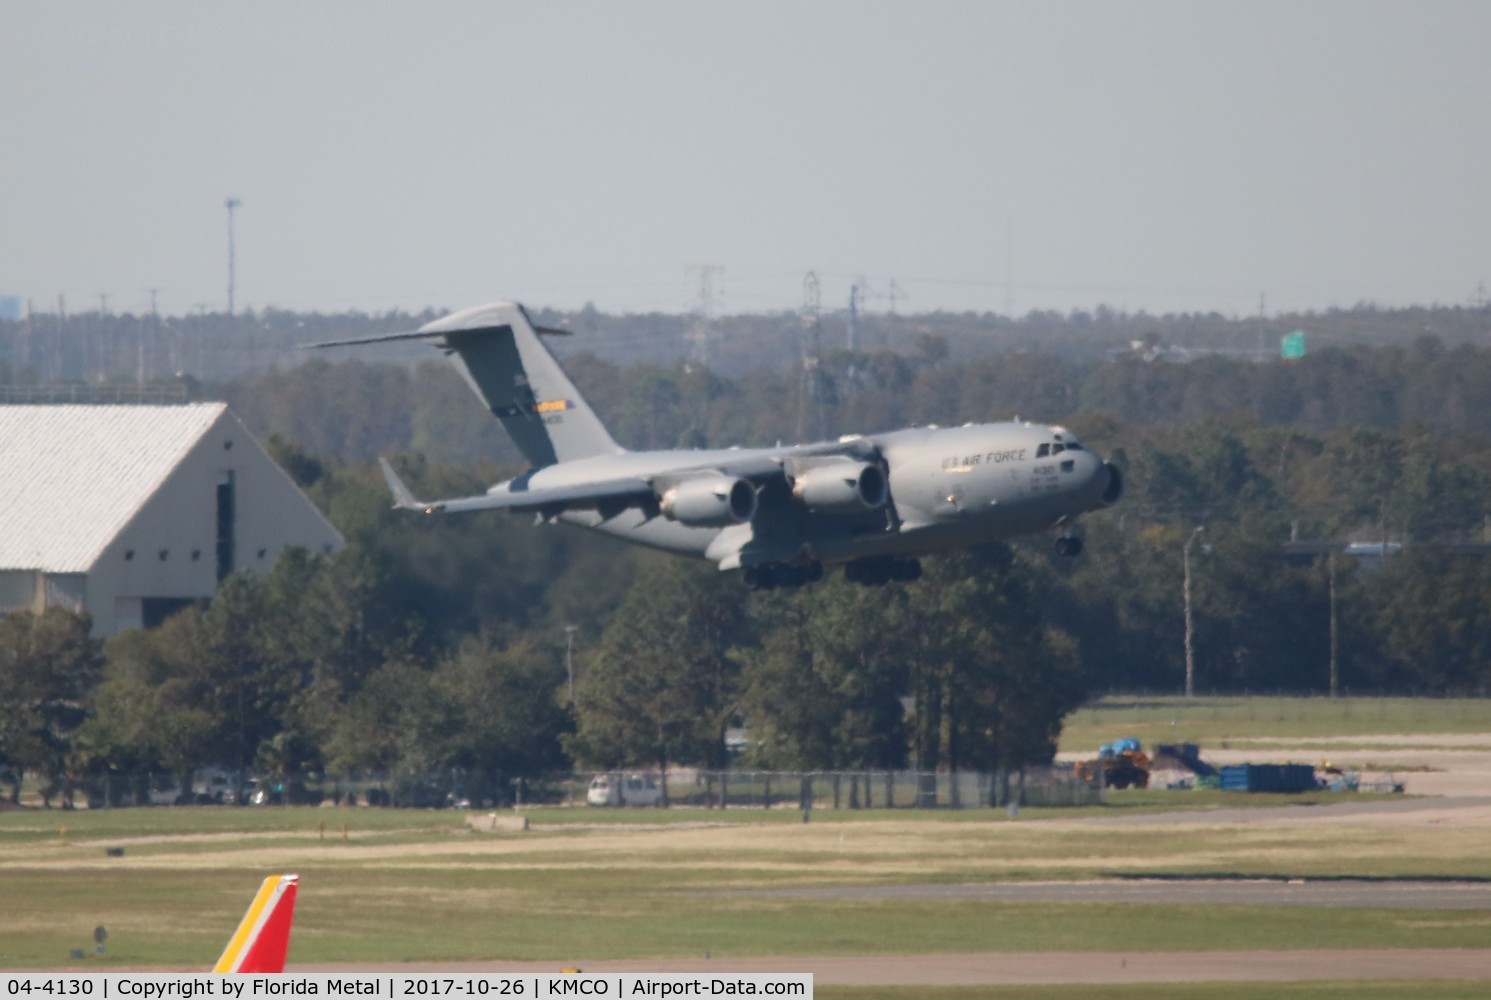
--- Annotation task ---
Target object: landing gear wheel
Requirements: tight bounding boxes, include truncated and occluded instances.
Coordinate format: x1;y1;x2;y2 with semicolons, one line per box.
1055;536;1084;557
846;557;919;586
745;561;824;590
743;566;777;591
890;558;922;582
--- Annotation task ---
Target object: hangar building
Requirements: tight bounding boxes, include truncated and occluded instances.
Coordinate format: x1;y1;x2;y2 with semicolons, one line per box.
0;403;344;636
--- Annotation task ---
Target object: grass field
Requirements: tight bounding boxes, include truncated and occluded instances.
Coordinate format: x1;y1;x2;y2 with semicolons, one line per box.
3;797;1491;969
3;694;1490;998
1059;695;1491;752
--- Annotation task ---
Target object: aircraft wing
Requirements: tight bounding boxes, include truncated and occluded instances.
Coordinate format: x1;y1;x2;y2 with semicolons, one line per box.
380;459;657;516
378;450;802;517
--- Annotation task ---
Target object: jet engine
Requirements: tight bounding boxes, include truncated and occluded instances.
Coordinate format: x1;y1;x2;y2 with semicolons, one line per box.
658;476;757;526
790;460;888;514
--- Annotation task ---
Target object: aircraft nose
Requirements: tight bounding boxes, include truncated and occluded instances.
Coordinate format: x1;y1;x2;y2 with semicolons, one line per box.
1076;451;1115;509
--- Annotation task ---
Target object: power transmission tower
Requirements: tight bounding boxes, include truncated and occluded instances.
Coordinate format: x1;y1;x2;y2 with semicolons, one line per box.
225;197;242;315
796;271;824;441
140;288;161;386
54;294;65;382
847;281;862;351
847;277;905;352
20;299;33;376
884;278;903;316
685;264;723;368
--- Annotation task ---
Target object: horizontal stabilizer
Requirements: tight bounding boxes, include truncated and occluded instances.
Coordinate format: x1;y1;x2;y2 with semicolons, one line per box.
304;301;619;467
300;329;446;350
301;325;570;351
379;457;427;511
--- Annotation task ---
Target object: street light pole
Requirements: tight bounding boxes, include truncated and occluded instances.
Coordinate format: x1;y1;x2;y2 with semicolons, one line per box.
1183;526;1205;697
564;624;578;706
225;197;241;315
1328;551;1339;698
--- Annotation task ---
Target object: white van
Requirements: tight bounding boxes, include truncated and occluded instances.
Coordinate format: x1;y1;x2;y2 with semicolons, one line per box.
586;772;662;807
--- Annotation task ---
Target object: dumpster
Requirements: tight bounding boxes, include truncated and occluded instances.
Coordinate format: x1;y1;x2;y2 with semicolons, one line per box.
1218;763;1316;793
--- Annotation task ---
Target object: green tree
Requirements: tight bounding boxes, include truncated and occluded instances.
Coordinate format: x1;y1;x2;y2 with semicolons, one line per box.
738;580;908;774
323;657;458;804
82;616;218;788
901;546;1086;802
1369;551;1491;693
434;637;571;802
0;609;103;804
568;558;747;796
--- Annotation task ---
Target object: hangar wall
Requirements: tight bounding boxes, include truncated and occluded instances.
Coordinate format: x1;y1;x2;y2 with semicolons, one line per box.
0;404;344;636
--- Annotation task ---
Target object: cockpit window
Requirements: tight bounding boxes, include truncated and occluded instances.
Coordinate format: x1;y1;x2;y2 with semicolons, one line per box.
1066;441;1083;450
1036;443;1050;458
1052;443;1066;455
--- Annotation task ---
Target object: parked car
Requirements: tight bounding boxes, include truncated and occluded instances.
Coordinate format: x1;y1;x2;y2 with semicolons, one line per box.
192;767;240;804
246;776;325;806
147;774;187;805
247;777;284;806
586;772;662;807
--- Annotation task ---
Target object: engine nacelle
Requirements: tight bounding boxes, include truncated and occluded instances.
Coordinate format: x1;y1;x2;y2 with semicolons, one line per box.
790;460;888;514
658;476;757;526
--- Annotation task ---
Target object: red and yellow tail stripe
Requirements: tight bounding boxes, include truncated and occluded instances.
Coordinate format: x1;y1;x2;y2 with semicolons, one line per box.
213;874;299;973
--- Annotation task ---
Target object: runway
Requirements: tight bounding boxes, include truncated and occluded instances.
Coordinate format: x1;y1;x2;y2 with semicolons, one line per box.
726;876;1491;909
297;949;1491;985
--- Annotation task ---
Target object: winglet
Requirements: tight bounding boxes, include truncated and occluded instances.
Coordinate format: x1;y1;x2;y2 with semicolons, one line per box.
379;458;430;511
213;874;299;973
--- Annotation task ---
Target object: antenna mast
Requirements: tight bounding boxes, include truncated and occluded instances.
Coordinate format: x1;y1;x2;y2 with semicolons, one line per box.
796;271;824;441
225;197;242;315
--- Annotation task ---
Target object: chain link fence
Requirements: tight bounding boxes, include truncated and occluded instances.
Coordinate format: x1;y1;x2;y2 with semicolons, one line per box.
19;765;1100;811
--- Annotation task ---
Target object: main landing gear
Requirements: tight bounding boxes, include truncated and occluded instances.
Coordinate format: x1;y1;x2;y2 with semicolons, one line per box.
843;556;922;586
743;561;825;591
1054;534;1084;557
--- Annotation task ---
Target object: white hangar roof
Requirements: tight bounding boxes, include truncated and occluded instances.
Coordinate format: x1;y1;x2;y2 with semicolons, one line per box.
0;403;243;573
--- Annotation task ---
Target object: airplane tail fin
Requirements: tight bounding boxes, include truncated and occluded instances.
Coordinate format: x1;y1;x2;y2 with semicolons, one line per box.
213;874;299;973
306;301;623;468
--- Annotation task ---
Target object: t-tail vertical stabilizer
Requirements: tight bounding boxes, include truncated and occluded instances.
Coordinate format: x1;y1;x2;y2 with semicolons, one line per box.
418;301;623;467
213;874;299;973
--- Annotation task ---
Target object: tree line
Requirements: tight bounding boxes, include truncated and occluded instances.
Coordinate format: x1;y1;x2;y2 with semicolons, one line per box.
3;299;1490;384
5;327;1491;806
0;480;1082;806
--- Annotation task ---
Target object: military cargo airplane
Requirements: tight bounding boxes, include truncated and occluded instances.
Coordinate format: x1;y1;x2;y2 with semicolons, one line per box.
309;301;1122;589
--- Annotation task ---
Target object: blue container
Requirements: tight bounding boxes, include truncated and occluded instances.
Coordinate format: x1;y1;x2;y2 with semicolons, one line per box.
1220;763;1316;793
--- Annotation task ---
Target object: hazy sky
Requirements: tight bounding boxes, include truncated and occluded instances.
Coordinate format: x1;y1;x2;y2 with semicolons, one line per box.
4;2;1489;319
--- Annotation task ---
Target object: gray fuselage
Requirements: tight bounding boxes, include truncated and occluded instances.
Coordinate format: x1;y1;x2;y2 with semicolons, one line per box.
518;421;1112;567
